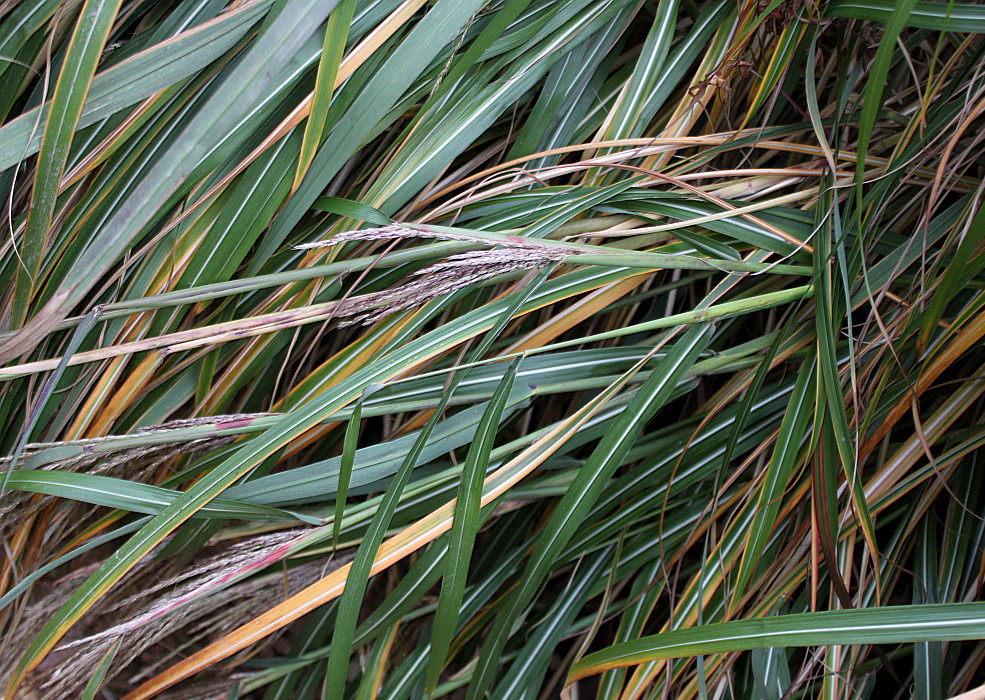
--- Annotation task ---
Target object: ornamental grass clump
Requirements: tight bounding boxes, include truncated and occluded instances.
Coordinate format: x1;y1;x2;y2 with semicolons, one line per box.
0;0;983;697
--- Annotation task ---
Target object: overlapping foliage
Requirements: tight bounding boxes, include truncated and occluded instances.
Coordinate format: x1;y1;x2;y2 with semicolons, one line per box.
0;0;983;697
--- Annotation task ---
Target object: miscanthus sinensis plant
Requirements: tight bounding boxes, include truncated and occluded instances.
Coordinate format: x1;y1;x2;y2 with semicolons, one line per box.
0;0;983;697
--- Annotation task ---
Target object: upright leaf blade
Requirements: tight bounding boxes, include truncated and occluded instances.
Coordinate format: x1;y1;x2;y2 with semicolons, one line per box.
424;356;521;696
0;0;342;363
11;0;122;327
294;0;356;189
466;323;715;698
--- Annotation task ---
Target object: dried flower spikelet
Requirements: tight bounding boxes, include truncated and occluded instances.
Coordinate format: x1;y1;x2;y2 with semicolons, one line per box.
335;245;566;327
296;224;475;249
0;413;271;545
36;534;348;699
306;225;569;326
296;224;571;256
57;531;301;652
